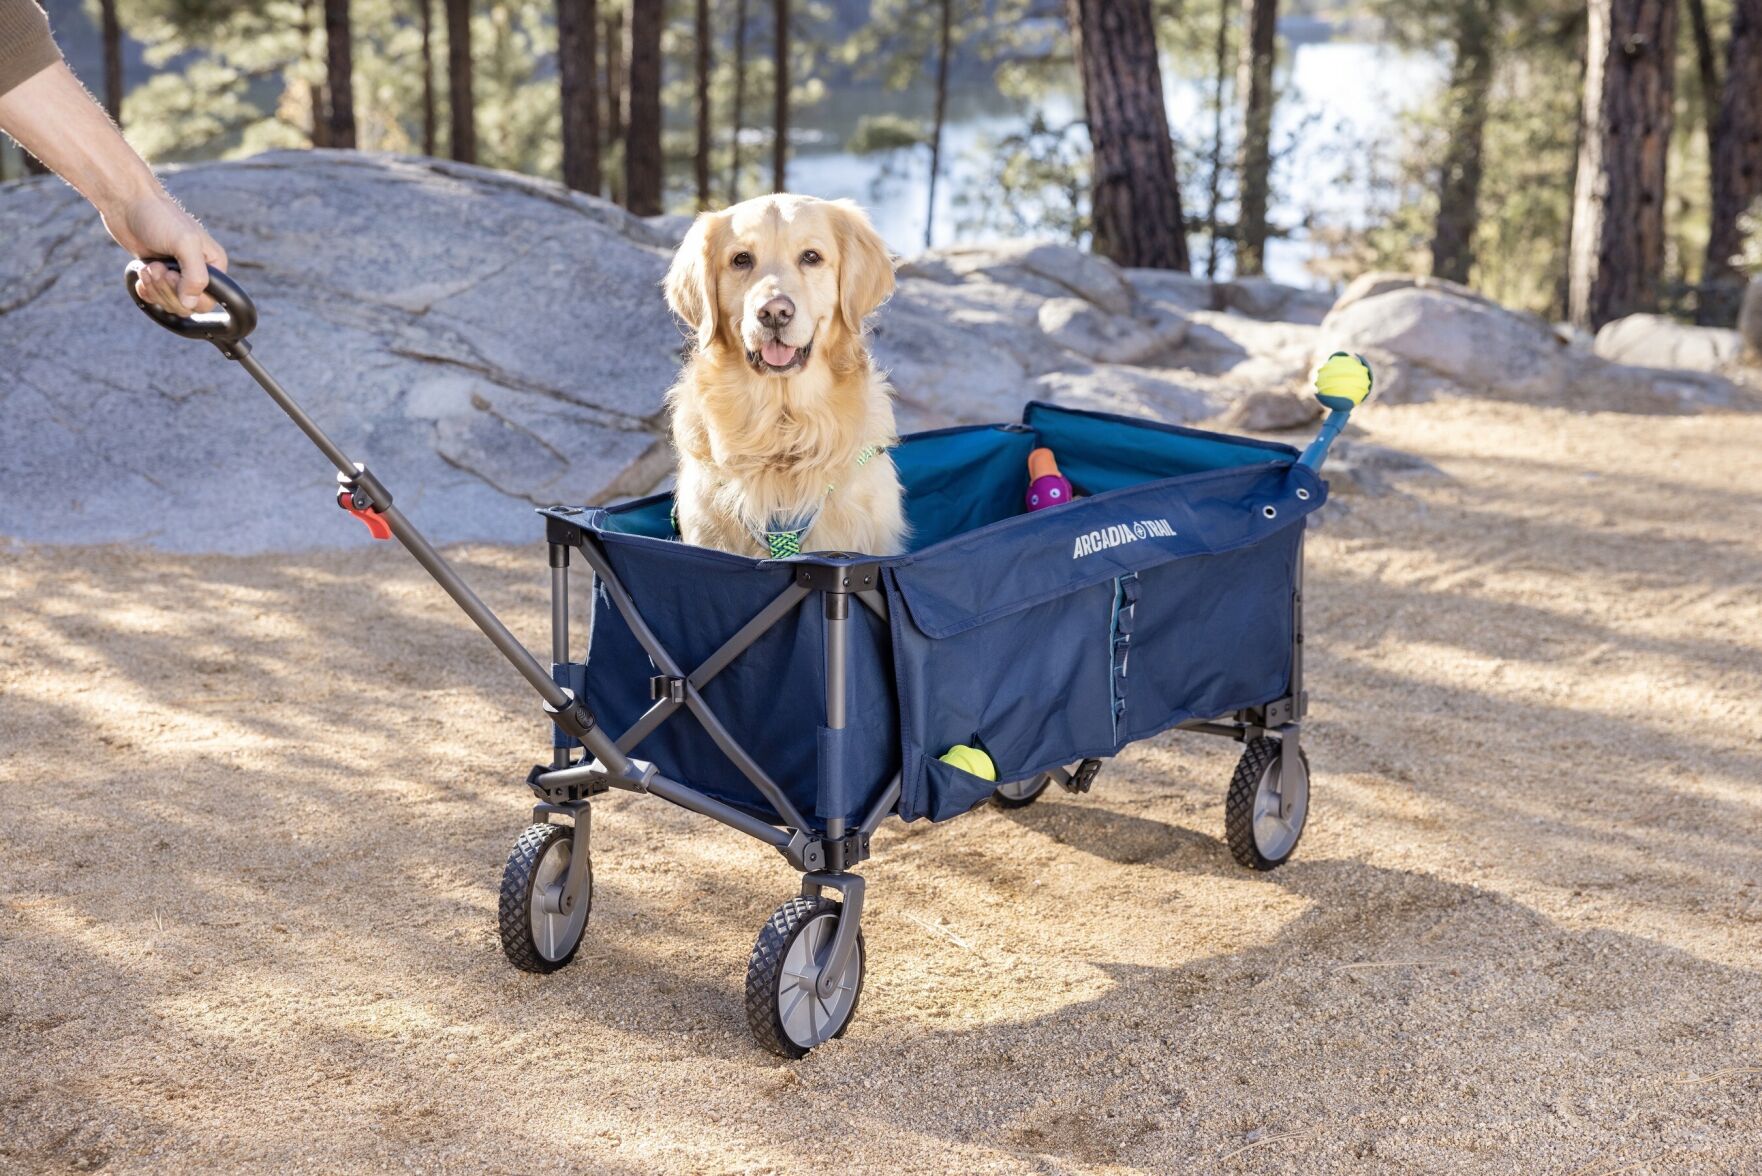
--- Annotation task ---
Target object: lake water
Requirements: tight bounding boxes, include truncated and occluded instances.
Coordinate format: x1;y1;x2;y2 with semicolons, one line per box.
789;36;1445;289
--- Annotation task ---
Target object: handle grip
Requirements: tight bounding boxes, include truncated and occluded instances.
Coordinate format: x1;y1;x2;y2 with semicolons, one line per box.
124;259;257;350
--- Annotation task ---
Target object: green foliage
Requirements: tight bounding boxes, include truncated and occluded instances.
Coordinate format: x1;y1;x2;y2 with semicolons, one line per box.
845;113;925;154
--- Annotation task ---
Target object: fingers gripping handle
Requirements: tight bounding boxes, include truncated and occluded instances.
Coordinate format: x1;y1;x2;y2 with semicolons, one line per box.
1299;351;1373;471
124;259;257;355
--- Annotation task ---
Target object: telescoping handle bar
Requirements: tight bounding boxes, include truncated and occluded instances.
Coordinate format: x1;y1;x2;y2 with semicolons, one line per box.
123;260;615;763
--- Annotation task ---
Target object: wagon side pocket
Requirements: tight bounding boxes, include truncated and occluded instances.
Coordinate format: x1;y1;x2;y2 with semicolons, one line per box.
886;576;1118;821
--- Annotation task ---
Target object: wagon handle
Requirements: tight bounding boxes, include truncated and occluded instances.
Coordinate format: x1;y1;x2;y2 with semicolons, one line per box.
119;259;615;767
1298;352;1373;471
124;259;258;355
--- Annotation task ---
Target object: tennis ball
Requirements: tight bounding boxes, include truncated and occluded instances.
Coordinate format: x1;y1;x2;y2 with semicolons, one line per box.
1314;351;1373;411
939;744;997;781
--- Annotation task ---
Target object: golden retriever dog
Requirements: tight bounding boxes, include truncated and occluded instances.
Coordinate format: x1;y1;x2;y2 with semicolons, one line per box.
662;194;907;558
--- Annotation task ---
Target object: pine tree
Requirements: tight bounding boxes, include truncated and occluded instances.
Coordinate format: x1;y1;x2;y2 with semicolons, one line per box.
1066;0;1189;270
447;0;476;162
559;0;601;193
772;0;789;192
100;0;124;124
625;0;663;214
1703;0;1762;318
324;0;358;148
694;0;712;208
1569;0;1678;329
1430;0;1496;283
1235;0;1276;276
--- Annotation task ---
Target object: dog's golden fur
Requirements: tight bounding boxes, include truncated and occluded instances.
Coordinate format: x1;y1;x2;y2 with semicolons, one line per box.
663;195;907;557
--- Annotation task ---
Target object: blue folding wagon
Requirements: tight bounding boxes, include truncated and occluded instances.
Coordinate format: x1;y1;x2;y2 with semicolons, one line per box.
128;262;1372;1057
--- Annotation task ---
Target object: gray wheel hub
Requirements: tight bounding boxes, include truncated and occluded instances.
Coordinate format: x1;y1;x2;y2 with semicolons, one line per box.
995;773;1050;802
530;838;589;963
1253;747;1309;861
777;912;861;1049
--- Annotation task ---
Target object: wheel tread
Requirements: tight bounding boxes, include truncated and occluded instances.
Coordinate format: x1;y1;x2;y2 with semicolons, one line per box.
1224;737;1307;872
499;822;588;974
745;896;863;1059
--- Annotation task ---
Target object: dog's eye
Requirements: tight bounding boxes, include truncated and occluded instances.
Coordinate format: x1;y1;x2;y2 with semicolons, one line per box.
731;251;753;270
800;250;822;267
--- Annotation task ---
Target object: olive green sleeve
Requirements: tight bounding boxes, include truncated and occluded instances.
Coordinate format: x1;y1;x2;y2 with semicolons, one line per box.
0;0;61;99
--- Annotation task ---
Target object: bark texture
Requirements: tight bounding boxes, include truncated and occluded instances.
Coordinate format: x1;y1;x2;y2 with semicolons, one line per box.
695;0;712;208
1066;0;1189;271
729;0;747;201
418;0;436;155
1568;0;1677;329
1703;0;1762;317
624;0;663;215
1430;0;1495;284
925;0;953;247
1235;0;1276;275
324;0;357;148
773;0;789;192
99;0;122;123
446;0;476;163
558;0;601;194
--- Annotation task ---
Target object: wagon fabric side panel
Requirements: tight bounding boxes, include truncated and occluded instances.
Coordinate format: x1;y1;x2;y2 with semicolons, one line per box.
884;411;1325;823
566;531;899;831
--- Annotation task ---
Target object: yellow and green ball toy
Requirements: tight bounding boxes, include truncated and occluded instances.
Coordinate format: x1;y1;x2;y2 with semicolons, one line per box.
1314;351;1373;412
938;744;996;780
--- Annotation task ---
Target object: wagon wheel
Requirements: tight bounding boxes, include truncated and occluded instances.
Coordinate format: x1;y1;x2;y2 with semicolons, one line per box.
499;823;592;973
1224;737;1309;871
745;896;865;1059
993;772;1053;809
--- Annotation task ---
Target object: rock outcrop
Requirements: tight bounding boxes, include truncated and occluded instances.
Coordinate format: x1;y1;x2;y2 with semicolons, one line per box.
1;153;1752;555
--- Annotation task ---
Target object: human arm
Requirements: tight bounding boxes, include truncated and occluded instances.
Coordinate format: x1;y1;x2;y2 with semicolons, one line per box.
0;55;226;313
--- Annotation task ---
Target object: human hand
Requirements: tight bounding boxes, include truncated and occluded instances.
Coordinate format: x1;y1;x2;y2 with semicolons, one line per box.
101;189;228;315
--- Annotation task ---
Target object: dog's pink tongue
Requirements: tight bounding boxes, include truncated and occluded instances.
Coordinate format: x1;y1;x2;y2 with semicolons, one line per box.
761;340;798;368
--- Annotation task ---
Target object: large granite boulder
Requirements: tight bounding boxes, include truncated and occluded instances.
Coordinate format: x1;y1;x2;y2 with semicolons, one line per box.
1317;283;1756;412
1594;314;1745;373
0;151;683;553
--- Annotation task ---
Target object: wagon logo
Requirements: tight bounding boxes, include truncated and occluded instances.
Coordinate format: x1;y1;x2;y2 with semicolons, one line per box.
1072;518;1176;559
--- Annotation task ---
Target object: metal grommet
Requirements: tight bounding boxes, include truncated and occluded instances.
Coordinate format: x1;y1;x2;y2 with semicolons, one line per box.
1262;505;1278;519
1295;488;1311;501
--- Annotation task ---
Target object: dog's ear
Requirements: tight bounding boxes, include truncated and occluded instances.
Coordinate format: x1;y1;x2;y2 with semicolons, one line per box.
664;212;722;350
830;199;895;336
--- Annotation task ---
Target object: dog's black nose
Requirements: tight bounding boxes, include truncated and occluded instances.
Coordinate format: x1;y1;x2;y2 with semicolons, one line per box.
757;296;794;330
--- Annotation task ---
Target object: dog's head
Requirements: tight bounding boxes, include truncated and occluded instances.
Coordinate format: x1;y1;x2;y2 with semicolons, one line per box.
664;195;894;377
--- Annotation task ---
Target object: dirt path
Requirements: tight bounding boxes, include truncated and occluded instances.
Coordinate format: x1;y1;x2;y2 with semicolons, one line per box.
3;399;1759;1174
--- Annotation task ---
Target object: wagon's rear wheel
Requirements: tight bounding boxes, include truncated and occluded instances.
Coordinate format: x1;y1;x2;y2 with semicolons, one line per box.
993;772;1052;809
1224;737;1309;871
499;822;591;973
745;896;865;1058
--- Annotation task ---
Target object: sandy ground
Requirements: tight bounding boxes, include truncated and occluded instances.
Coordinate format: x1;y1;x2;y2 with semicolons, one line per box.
2;397;1760;1174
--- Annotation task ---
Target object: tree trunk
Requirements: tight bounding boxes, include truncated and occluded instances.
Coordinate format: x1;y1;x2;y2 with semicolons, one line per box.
303;0;329;147
446;0;476;162
559;0;601;193
1685;0;1718;152
772;0;789;192
1568;0;1677;330
1204;0;1230;279
695;0;712;208
1065;0;1189;270
99;0;122;123
1430;0;1495;284
417;0;436;155
324;0;357;149
1703;0;1762;319
924;0;952;248
729;0;747;202
1235;0;1276;275
624;0;663;215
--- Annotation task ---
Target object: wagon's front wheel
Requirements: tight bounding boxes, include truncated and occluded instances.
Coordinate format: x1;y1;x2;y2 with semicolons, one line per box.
745;896;865;1058
1224;737;1309;871
993;772;1052;809
499;822;591;973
